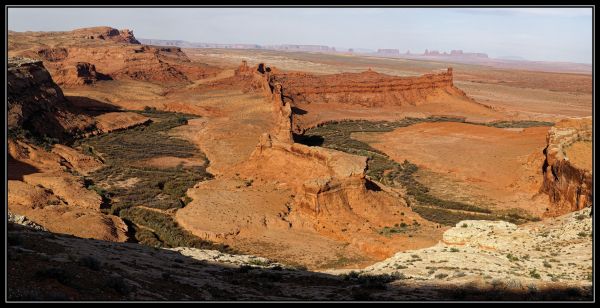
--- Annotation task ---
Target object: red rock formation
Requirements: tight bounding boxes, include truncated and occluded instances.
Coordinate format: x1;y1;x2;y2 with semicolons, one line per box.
541;118;592;216
236;61;435;257
8;27;220;86
53;62;107;85
73;26;141;44
270;67;463;108
8;57;95;141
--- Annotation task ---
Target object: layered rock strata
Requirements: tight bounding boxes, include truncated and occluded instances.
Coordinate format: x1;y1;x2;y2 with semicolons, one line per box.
270;67;465;107
541;117;593;216
8;57;95;140
8;27;220;85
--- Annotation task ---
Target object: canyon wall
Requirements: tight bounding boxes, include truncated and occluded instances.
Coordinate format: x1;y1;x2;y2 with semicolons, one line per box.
8;27;220;86
8;56;128;242
270;67;465;107
541;117;593;216
237;61;430;253
8;57;95;140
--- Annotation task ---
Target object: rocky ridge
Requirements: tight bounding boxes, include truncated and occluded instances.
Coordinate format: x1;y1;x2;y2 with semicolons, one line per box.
8;27;220;86
270;67;465;107
541;117;593;216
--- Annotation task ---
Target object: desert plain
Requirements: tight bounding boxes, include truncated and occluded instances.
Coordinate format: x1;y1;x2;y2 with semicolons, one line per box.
7;27;593;300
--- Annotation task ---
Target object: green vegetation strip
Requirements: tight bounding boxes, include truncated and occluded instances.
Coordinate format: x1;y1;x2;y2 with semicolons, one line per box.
120;207;232;251
298;117;546;226
74;110;218;249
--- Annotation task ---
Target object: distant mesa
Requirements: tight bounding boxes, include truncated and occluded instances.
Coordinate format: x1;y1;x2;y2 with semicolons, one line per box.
423;49;488;58
377;49;400;56
73;26;141;44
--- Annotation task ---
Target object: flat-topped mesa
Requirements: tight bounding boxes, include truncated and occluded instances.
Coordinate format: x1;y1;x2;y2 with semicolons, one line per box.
73;26;141;44
8;27;221;86
269;67;463;107
541;117;592;216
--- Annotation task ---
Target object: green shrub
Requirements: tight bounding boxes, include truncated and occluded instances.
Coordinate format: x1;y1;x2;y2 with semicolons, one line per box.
120;207;230;252
529;269;541;279
506;254;519;262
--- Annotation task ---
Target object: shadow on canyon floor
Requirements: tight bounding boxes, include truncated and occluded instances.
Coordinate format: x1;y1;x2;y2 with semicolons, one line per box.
7;154;41;181
7;224;592;301
66;96;122;116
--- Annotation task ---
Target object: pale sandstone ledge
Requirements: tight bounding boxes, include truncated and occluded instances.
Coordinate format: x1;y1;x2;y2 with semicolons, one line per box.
327;207;591;286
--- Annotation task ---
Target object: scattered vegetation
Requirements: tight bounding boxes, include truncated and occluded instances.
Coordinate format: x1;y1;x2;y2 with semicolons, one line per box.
506;253;520;262
298;117;542;226
529;269;541;279
378;222;418;237
73;111;220;250
120;207;232;252
480;120;554;129
75;111;212;214
8;127;60;151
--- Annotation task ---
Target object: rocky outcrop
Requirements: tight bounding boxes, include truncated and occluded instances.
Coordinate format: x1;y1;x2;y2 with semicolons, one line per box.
8;139;129;242
73;26;141;44
541;117;592;216
8;212;47;231
8;220;592;300
8;57;95;141
9;27;220;86
235;61;431;257
357;207;592;285
270;67;465;107
94;112;151;133
53;62;109;85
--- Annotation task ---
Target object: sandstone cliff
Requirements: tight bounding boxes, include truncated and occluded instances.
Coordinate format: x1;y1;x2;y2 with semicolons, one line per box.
72;26;141;44
234;61;436;258
7;57;131;242
8;57;95;141
270;67;465;107
8;27;220;86
541;117;592;216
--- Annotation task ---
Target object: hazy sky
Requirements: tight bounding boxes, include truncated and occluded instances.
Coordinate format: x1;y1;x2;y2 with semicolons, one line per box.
8;7;593;63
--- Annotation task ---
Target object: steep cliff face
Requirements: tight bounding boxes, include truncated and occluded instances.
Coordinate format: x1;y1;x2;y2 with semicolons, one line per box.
236;61;432;257
53;62;110;85
7;57;129;242
270;67;465;107
541;117;592;216
8;57;95;141
8;27;220;86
